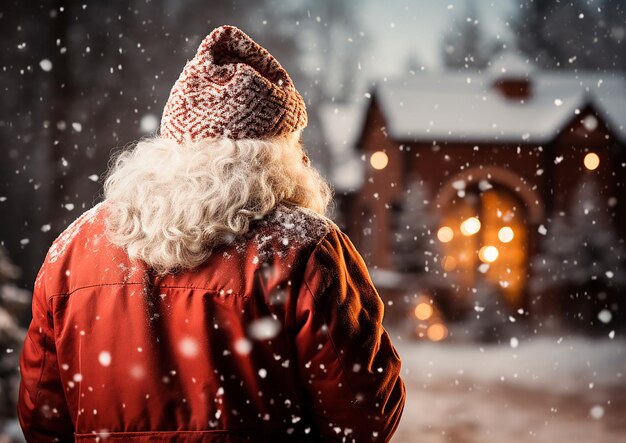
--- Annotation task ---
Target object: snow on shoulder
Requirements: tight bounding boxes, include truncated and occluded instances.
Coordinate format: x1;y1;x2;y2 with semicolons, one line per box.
240;202;337;262
47;202;105;264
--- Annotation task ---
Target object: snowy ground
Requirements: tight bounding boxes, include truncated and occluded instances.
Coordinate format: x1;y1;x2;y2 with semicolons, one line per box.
391;334;626;443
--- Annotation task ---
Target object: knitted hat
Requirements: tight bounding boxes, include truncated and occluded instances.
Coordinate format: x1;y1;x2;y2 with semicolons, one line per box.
160;25;307;142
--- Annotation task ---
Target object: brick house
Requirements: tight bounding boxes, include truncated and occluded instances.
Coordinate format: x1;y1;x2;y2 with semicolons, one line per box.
320;51;626;333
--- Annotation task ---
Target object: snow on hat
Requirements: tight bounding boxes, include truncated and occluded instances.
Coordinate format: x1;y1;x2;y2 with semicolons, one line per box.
160;25;307;142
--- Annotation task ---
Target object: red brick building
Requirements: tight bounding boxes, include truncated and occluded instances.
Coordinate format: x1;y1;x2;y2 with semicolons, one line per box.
321;52;626;333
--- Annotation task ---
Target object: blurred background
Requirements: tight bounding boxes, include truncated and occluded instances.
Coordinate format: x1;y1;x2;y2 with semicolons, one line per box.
1;0;625;441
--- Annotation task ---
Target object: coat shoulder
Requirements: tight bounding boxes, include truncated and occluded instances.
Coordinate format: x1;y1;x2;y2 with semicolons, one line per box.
46;202;106;264
262;203;337;243
239;203;338;263
36;202;108;293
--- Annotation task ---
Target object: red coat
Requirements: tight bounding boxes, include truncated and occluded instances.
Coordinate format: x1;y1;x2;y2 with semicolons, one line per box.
18;202;405;442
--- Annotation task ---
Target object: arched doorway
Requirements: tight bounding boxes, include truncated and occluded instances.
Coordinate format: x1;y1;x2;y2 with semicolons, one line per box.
438;186;527;308
436;168;540;312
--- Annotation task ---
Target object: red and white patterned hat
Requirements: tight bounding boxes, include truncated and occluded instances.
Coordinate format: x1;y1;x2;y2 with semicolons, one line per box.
160;25;307;142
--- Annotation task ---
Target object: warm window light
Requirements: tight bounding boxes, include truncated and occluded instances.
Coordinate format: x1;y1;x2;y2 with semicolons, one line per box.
584;152;600;170
370;151;389;170
498;226;514;243
437;226;454;242
479;245;499;263
414;303;434;321
460;217;481;236
427;323;448;341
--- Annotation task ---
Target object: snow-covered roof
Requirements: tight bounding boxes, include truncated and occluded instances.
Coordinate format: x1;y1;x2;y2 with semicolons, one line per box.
319;64;626;191
375;71;626;144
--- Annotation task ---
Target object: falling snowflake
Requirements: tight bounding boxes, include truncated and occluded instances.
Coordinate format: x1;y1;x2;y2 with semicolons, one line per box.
234;338;252;355
98;351;112;367
39;59;53;71
248;317;281;340
179;337;200;358
589;405;604;420
597;310;612;324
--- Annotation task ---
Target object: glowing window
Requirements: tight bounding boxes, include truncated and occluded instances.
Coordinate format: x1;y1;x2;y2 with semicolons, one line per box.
583;152;599;170
370;151;389;170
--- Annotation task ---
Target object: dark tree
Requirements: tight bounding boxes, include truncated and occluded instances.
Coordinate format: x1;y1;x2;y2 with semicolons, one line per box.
532;177;626;292
392;178;444;283
0;2;60;284
0;247;30;429
531;177;626;330
513;0;626;71
597;0;626;71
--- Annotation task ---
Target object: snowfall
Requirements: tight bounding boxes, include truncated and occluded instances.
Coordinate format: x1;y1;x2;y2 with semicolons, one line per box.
1;334;624;442
390;333;626;443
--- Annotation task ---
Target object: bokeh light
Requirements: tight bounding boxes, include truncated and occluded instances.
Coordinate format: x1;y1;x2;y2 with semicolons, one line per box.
370;151;389;170
498;226;514;243
414;302;434;321
460;217;481;236
583;152;600;170
478;245;499;263
437;226;454;242
427;323;448;341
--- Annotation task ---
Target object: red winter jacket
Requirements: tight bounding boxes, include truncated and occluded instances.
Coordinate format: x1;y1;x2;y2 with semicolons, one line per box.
18;202;405;442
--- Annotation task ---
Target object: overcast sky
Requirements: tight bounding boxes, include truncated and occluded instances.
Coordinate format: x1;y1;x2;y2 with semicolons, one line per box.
358;0;516;75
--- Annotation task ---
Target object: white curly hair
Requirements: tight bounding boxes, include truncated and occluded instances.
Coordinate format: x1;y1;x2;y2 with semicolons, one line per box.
103;132;332;274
